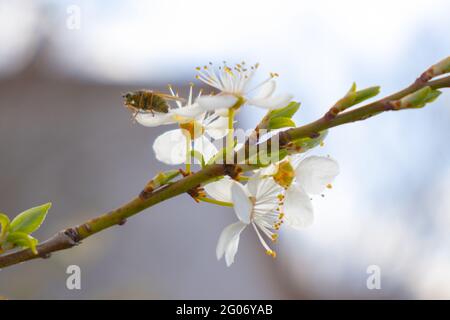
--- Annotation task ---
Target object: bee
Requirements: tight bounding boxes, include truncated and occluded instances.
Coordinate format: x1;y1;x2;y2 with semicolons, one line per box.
122;90;185;118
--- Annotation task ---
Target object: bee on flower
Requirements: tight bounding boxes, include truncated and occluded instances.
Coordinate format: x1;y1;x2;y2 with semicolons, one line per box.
132;83;229;166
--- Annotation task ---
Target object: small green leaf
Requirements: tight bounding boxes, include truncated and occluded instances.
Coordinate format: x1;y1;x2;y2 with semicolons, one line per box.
6;231;39;255
268;117;296;129
395;87;441;109
0;213;11;243
427;56;450;79
10;203;52;234
269;101;301;119
290;130;328;152
353;86;380;105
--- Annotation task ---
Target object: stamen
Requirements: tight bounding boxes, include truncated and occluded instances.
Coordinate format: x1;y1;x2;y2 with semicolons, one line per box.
266;249;277;258
271;234;279;242
252;222;274;254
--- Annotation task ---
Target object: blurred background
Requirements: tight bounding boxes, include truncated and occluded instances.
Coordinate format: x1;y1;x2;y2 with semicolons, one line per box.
0;0;449;299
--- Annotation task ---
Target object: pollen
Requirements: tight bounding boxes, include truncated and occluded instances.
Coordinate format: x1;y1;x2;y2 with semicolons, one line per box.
266;249;277;258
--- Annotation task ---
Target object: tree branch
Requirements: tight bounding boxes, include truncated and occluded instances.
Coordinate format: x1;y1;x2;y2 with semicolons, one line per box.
1;65;449;269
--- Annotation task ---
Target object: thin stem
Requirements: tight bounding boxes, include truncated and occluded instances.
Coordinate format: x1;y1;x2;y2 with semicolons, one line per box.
185;134;191;174
197;197;233;207
227;108;235;149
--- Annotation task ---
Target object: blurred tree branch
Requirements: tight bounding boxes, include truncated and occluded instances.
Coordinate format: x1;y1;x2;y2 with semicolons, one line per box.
0;58;449;269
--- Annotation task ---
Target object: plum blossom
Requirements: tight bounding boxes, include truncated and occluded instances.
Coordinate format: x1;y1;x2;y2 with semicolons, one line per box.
195;62;293;114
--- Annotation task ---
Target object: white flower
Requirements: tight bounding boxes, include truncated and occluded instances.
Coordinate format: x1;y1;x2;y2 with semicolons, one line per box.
152;114;227;165
195;62;292;113
205;175;285;267
135;84;205;127
146;85;229;165
281;155;340;229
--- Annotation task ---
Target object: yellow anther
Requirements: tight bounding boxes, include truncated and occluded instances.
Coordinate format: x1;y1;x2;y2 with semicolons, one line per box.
224;66;233;75
271;234;279;242
195;75;200;79
320;141;325;147
326;183;333;189
195;67;201;71
278;213;284;219
266;249;277;258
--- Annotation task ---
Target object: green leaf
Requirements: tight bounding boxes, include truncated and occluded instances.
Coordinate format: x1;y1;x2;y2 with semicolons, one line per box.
396;87;442;109
6;231;39;255
0;213;10;243
268;101;301;119
10;202;52;234
353;86;381;105
268;117;296;129
290;130;328;152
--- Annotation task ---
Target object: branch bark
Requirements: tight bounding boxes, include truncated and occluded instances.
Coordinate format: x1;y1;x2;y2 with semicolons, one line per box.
0;70;449;269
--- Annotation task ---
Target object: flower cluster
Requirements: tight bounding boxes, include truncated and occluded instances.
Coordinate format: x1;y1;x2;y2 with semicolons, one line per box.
126;62;339;266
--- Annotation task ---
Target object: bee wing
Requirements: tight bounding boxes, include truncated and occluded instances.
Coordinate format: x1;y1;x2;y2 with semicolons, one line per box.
152;92;186;102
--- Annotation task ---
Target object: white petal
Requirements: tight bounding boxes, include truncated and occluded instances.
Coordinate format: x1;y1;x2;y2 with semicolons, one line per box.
296;156;340;194
152;129;187;165
252;80;276;100
231;181;253;224
193;136;218;163
205;116;229;140
197;95;237;111
171;103;204;119
284;184;314;229
215;108;230;117
135;112;175;127
216;221;247;266
258;164;278;176
204;176;233;202
255;176;283;200
248;94;293;110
